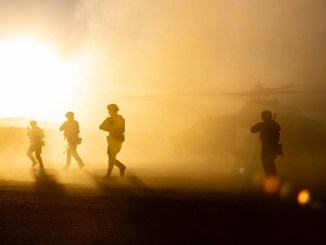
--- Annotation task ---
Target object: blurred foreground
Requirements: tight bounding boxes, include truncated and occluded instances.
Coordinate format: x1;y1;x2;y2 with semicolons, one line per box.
0;165;325;244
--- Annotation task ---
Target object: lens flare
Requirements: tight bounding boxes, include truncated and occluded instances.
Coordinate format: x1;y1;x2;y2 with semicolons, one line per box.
297;189;311;206
263;176;279;194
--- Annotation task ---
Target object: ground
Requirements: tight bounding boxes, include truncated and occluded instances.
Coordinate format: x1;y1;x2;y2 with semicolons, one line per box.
0;167;325;244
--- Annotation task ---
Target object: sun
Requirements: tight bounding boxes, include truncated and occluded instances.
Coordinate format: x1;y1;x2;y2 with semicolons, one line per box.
0;36;86;123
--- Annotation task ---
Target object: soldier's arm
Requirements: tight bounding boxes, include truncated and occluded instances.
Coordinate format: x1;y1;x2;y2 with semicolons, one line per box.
76;121;80;134
59;122;66;131
99;118;111;132
250;122;262;133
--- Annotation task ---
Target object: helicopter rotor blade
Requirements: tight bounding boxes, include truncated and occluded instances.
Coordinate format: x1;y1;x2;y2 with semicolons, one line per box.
267;89;326;95
123;83;326;98
272;84;302;90
123;91;251;98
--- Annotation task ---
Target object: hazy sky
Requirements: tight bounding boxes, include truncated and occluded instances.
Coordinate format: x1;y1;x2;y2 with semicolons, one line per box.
73;0;326;91
1;0;326;179
0;0;326;124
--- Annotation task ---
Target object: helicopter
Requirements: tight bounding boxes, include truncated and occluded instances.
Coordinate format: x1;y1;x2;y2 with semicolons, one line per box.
171;81;326;159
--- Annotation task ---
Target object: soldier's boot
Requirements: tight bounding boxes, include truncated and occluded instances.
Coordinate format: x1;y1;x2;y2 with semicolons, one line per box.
36;155;44;170
119;164;126;177
31;160;38;167
77;159;85;170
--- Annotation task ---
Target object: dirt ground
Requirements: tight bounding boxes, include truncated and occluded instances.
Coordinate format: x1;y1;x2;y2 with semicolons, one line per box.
0;168;325;244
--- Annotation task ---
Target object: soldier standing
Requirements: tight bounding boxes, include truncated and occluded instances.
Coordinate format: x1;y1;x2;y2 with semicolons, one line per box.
60;111;85;169
27;120;45;169
250;110;282;177
99;104;126;179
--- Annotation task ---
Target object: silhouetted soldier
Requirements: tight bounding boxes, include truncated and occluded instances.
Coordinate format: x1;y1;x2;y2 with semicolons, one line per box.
60;112;84;169
99;104;126;179
251;110;282;177
27;120;45;169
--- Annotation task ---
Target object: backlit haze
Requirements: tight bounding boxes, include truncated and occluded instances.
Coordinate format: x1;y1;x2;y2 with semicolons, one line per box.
1;0;326;185
0;36;90;121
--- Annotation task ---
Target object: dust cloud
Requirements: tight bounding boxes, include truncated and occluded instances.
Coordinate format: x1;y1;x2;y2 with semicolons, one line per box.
1;0;326;186
68;0;326;181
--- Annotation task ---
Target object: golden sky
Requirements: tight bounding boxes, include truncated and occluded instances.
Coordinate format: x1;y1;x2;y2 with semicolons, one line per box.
0;0;326;124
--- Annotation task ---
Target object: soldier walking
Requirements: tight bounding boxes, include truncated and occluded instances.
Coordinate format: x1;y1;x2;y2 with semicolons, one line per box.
60;111;85;169
27;120;45;169
99;104;126;179
250;110;283;177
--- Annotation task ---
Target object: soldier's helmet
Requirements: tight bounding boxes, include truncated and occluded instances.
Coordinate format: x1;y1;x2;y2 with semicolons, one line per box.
30;120;37;127
65;111;75;118
107;104;119;112
261;110;272;121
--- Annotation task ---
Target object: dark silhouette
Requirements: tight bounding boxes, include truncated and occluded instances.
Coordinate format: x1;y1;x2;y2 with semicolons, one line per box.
250;110;283;177
99;104;126;179
26;120;45;169
60;111;84;169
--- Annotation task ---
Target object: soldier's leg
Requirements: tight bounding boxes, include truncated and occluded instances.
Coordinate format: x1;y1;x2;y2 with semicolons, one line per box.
115;160;126;177
26;145;38;166
261;153;276;177
35;147;44;169
113;142;126;177
66;145;72;168
269;155;277;176
107;149;117;176
70;144;84;169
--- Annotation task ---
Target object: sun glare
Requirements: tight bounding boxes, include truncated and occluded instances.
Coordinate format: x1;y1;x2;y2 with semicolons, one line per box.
0;36;85;123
